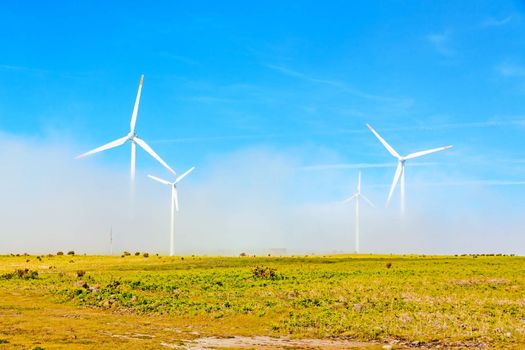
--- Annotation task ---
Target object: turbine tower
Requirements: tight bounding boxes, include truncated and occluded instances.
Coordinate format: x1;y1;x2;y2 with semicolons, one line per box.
148;167;195;256
366;124;452;214
343;171;374;253
76;75;176;184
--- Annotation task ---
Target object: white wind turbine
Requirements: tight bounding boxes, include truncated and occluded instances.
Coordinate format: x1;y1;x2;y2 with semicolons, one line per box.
76;75;176;183
148;167;195;256
343;171;374;254
366;124;452;214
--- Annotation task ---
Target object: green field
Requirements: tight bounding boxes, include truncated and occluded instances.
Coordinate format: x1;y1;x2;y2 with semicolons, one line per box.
0;254;523;349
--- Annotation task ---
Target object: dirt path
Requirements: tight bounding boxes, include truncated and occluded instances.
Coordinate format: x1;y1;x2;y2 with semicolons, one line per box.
161;336;388;349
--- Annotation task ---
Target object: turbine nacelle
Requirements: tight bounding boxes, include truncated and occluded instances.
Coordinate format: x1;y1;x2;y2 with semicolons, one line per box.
76;75;177;178
343;171;374;254
148;166;195;211
366;123;452;213
148;167;195;257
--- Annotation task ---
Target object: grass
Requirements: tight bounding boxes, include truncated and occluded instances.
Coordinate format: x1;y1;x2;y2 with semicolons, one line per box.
0;254;523;349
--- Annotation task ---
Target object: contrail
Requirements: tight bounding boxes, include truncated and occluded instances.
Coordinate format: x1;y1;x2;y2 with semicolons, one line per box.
151;119;525;144
368;179;525;189
299;162;437;171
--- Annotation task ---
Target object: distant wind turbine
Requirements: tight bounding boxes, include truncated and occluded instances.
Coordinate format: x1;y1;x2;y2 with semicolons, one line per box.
366;124;452;214
76;75;176;184
148;167;195;256
343;171;374;253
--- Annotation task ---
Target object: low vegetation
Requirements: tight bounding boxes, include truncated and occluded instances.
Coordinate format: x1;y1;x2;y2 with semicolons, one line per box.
0;254;523;349
1;268;39;280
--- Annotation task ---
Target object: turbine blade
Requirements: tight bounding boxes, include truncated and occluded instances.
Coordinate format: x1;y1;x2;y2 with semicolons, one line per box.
174;167;195;184
75;135;128;159
343;194;357;204
366;124;401;159
387;162;403;206
130;74;144;133
134;137;177;176
173;187;179;212
361;194;375;208
147;174;172;186
404;145;453;160
357;171;362;193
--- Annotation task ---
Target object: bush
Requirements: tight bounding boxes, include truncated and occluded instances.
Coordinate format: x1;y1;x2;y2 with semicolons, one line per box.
386;262;393;269
57;251;64;256
1;269;39;280
67;251;75;256
76;270;86;278
143;253;149;258
123;251;131;256
240;252;247;257
252;265;280;280
135;252;140;256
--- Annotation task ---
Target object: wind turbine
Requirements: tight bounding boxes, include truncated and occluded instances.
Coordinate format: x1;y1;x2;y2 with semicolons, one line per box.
366;124;452;214
76;75;176;183
148;167;195;256
343;171;374;253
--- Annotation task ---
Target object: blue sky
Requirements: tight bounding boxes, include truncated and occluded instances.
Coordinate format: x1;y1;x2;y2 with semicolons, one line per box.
1;1;525;254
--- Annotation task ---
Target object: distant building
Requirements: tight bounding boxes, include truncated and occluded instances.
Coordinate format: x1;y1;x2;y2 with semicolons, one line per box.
269;248;287;256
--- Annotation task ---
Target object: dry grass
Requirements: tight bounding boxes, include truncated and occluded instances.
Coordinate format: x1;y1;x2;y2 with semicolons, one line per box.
0;254;523;349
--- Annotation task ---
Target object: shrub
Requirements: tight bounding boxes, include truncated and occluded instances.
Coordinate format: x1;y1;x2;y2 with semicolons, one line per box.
135;252;140;256
57;251;64;256
1;269;38;280
76;270;86;278
386;262;393;269
240;252;247;257
143;253;149;258
67;251;75;256
123;251;131;256
252;265;279;280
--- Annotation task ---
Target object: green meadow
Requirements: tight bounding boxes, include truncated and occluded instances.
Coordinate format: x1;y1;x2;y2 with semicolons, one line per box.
0;254;523;349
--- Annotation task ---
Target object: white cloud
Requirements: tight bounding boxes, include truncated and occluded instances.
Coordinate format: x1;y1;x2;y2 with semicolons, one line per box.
497;62;525;78
1;132;524;256
482;16;513;28
426;31;455;57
